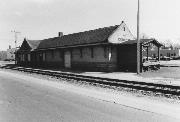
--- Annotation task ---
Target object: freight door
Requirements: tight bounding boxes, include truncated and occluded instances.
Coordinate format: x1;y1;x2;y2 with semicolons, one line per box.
64;51;71;68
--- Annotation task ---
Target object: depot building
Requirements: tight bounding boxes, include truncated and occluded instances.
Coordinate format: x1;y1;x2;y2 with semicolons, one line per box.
16;21;162;72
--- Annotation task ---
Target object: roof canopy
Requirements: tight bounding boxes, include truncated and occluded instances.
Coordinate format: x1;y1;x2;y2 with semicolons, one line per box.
120;39;163;47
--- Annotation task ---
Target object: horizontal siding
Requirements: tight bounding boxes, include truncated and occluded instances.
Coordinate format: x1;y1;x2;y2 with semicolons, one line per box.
72;62;117;72
45;50;63;62
72;46;117;63
17;45;119;72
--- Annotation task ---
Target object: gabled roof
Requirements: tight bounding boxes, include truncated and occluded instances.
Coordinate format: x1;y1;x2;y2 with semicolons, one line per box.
18;21;143;52
18;39;42;52
26;39;42;51
37;25;119;49
120;39;163;47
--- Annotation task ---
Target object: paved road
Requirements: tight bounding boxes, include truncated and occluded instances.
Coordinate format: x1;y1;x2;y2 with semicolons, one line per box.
0;71;179;122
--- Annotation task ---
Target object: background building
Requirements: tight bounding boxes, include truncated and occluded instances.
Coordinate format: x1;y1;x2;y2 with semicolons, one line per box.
6;46;16;61
0;51;7;61
142;45;180;60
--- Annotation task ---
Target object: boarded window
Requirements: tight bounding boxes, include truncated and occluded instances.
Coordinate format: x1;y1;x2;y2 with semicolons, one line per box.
59;50;61;57
28;54;31;61
104;46;112;58
23;54;25;61
51;50;54;58
80;48;83;58
109;46;112;60
104;46;108;58
71;49;73;59
25;54;27;61
43;52;46;61
91;47;94;58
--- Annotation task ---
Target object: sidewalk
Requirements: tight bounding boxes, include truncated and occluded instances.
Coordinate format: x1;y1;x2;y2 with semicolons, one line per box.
65;71;180;86
32;66;180;86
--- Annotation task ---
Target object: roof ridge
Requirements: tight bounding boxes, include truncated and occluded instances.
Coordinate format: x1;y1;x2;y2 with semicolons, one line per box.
62;25;119;37
29;25;119;41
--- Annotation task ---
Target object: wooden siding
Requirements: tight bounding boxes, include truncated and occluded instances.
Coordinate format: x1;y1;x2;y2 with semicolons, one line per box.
17;45;137;72
71;45;118;71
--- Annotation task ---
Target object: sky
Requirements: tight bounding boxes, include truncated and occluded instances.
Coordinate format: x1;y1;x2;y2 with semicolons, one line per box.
0;0;180;50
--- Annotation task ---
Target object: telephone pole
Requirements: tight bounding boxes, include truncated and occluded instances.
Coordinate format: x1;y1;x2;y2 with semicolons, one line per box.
11;30;21;49
137;0;140;74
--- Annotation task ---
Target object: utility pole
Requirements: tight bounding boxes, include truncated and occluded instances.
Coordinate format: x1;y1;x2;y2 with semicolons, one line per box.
11;30;20;65
137;0;140;74
11;30;21;49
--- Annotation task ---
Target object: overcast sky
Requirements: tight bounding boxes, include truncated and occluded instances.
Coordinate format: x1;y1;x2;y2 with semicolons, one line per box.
0;0;180;50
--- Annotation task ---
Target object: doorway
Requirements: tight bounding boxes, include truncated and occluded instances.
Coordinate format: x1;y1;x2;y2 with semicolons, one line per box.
64;51;71;68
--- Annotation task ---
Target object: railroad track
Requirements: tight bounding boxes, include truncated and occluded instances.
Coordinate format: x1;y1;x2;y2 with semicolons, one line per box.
2;65;180;99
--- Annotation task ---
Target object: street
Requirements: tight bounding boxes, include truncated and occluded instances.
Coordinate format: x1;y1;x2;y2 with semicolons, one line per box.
0;70;179;122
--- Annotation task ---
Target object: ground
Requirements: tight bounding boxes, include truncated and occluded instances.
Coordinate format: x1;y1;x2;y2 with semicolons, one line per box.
0;70;180;122
141;60;180;79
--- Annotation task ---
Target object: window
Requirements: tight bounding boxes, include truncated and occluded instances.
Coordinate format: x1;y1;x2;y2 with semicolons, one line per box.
110;46;112;55
28;54;31;61
91;47;94;58
80;48;83;58
43;52;46;61
104;46;108;58
51;50;54;58
71;49;73;59
59;50;61;57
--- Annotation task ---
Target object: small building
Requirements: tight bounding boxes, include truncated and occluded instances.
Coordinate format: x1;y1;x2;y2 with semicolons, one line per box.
16;21;162;72
159;49;180;58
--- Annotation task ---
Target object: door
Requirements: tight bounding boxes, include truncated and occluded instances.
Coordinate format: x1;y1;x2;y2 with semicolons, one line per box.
64;51;71;68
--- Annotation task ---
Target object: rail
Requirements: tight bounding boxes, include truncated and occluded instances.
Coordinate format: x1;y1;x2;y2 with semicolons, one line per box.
1;65;180;99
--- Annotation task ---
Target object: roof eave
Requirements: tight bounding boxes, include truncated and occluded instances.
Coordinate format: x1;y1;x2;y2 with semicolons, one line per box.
35;42;110;51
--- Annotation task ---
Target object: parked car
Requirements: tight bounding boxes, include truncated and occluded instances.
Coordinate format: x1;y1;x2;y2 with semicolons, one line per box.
143;56;153;62
172;56;180;60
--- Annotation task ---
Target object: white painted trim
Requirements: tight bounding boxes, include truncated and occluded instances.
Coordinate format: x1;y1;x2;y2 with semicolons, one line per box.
108;22;135;44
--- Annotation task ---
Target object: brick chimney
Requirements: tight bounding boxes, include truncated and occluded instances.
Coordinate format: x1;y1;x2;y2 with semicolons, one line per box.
58;32;63;37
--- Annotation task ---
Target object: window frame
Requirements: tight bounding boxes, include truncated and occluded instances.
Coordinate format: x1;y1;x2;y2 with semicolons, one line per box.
80;48;83;58
90;47;94;58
